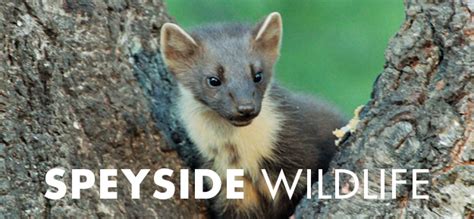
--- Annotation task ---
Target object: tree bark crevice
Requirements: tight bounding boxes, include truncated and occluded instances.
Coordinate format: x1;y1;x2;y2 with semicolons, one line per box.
297;0;472;217
0;1;206;217
0;0;471;218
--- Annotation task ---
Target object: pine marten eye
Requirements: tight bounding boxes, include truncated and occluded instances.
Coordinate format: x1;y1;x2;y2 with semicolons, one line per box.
254;71;263;83
207;77;222;87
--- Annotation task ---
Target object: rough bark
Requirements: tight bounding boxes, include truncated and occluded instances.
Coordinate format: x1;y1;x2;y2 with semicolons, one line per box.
296;0;473;218
1;0;472;218
0;0;205;217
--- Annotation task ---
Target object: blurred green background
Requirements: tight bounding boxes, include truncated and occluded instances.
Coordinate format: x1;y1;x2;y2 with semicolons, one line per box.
165;0;404;115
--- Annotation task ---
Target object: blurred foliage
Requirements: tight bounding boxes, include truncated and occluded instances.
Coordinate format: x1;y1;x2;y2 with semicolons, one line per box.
165;0;404;115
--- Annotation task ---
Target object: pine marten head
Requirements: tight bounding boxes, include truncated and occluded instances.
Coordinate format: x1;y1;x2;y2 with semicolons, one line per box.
160;12;282;127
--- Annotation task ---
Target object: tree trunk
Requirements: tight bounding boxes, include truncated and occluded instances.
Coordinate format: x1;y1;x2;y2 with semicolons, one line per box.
296;0;473;218
1;0;472;218
0;0;205;217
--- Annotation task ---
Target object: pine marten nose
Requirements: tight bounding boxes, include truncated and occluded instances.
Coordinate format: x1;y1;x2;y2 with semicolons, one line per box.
237;104;256;117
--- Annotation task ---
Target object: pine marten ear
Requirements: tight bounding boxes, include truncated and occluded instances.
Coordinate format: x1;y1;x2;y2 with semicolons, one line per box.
252;12;282;62
160;23;199;73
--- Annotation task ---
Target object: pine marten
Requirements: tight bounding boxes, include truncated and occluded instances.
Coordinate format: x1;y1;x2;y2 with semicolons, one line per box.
160;12;346;219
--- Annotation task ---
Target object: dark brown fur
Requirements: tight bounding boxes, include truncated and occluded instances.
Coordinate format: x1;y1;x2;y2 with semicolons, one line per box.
160;13;346;219
209;84;345;219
